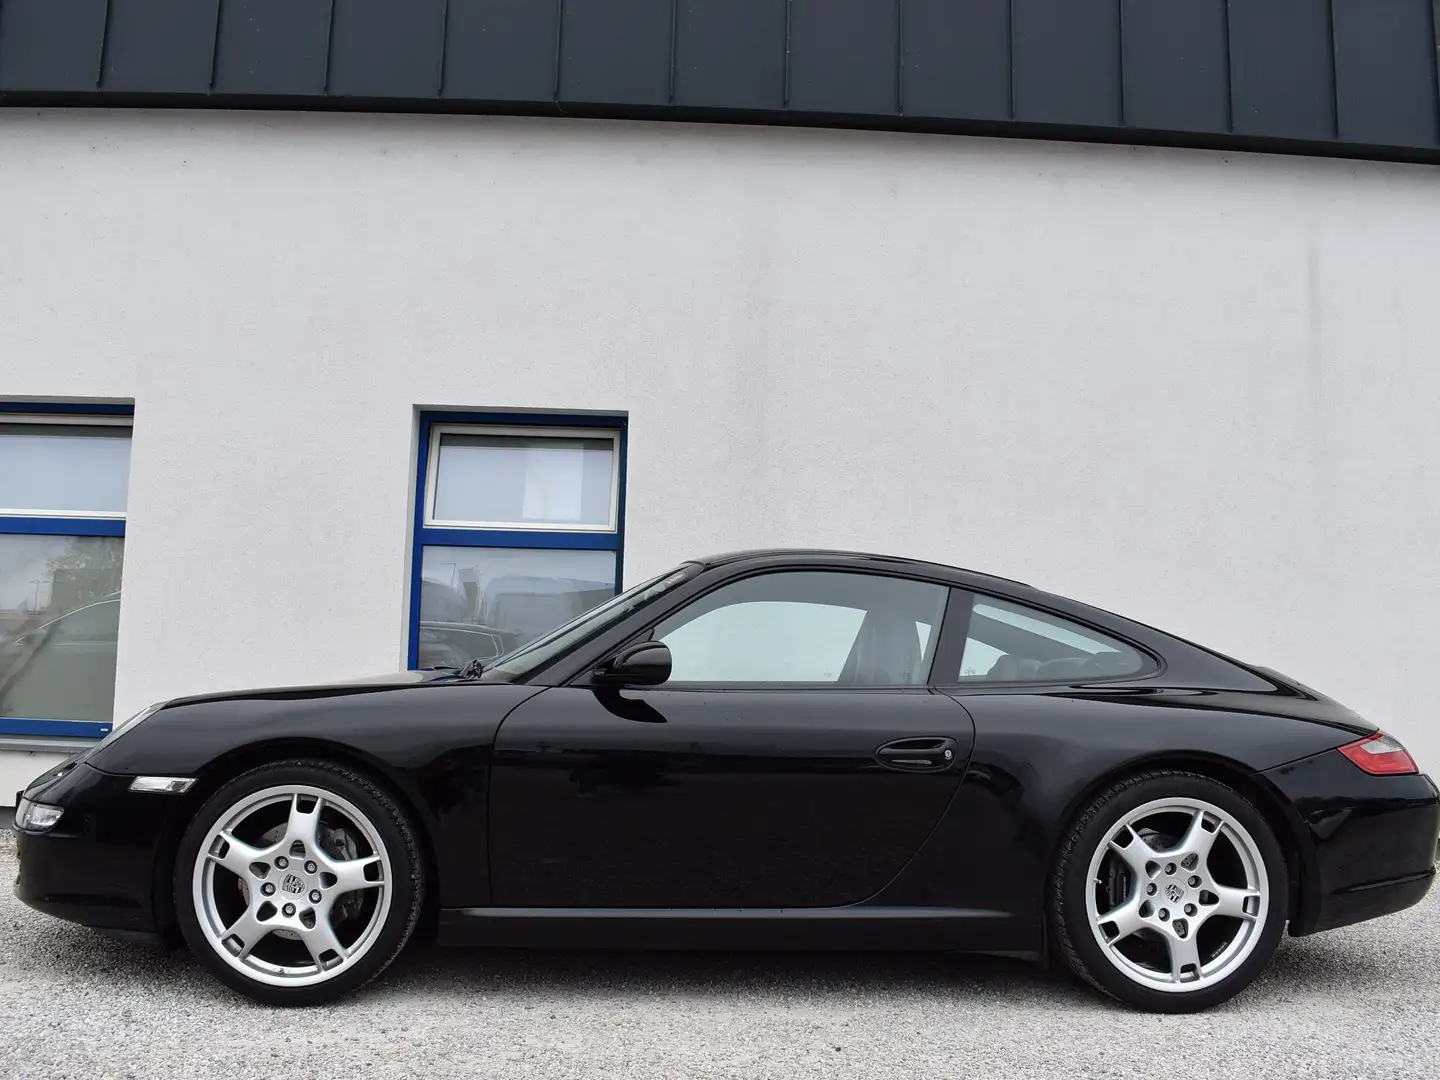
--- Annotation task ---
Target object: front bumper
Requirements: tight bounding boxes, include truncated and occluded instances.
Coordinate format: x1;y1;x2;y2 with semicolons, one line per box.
1263;751;1440;936
13;761;186;938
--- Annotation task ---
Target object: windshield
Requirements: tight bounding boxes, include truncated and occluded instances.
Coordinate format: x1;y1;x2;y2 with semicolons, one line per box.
484;563;700;679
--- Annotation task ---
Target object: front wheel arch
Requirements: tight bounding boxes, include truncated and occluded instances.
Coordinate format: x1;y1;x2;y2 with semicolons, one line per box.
150;738;439;946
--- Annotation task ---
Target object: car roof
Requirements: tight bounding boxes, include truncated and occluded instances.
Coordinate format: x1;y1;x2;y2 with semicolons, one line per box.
690;548;1032;590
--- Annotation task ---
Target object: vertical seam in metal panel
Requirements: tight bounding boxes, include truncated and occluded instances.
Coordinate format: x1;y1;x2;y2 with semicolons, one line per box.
667;0;678;105
783;0;792;108
437;0;451;95
1116;0;1126;126
553;0;565;103
1325;0;1339;139
895;0;904;115
1007;0;1016;120
323;0;337;93
208;0;224;91
1221;0;1234;132
97;0;115;88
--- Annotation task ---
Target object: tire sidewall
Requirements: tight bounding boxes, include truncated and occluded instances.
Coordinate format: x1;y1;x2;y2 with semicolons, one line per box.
1056;773;1288;1013
174;760;422;1006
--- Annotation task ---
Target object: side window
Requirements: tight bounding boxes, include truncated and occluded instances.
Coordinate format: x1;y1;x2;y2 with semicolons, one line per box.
955;594;1147;682
652;571;948;686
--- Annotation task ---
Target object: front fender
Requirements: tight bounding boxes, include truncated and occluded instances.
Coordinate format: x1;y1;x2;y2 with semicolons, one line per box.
86;681;546;908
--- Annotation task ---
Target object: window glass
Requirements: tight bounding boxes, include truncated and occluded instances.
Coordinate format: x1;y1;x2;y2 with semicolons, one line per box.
431;431;616;529
0;535;124;723
955;594;1147;682
653;571;947;685
0;424;131;515
418;545;617;667
488;565;697;679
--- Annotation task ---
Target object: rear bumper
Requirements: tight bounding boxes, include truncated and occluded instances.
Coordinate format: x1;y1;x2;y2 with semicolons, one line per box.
1263;753;1439;936
1307;867;1435;935
13;761;181;937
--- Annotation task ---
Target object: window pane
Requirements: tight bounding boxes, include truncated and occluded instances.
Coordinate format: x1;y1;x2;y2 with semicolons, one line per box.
654;571;947;685
417;545;617;666
956;595;1147;682
431;431;615;528
0;424;131;515
0;534;124;723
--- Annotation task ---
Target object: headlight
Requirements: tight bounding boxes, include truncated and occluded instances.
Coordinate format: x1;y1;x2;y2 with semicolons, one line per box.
15;797;63;832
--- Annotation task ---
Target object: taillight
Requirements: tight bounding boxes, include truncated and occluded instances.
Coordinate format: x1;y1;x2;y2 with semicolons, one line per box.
1338;731;1419;776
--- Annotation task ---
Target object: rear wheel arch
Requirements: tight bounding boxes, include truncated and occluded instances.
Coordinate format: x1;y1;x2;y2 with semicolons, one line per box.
1047;752;1312;927
150;738;439;944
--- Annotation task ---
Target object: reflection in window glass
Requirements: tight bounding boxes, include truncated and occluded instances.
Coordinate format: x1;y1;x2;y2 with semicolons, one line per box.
654;571;947;685
663;602;866;682
0;424;131;515
0;535;124;722
418;545;617;667
431;432;615;529
956;595;1146;682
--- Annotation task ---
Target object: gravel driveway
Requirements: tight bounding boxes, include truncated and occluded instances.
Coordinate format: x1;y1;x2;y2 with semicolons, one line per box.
3;837;1437;1080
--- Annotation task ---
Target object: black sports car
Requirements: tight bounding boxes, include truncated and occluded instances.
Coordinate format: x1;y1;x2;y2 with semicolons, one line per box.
13;550;1439;1012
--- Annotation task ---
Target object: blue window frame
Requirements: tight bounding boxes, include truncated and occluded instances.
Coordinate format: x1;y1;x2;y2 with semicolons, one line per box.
0;402;134;739
407;411;627;671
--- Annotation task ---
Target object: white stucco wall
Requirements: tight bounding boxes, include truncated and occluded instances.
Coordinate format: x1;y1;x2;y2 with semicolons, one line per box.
2;108;1438;800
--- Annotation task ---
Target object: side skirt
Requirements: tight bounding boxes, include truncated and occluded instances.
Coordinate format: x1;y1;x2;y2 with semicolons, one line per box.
436;905;1036;955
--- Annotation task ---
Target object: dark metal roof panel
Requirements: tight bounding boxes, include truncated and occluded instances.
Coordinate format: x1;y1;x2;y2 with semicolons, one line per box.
673;0;786;111
1333;0;1440;148
901;0;1011;122
442;0;559;103
1228;0;1337;141
211;0;330;97
0;0;107;92
100;0;221;94
1;0;1437;165
1012;0;1122;127
1120;0;1230;134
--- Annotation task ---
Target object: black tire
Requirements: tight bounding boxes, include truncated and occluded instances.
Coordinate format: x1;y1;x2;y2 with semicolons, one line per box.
174;759;424;1006
1049;770;1288;1013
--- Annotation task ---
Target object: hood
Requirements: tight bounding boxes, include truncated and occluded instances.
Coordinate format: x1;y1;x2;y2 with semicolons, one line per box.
160;667;454;709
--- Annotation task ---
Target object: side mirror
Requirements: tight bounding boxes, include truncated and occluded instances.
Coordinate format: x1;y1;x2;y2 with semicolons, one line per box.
594;641;672;687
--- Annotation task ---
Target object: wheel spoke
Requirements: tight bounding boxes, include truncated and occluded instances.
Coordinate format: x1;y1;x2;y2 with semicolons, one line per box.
1176;807;1221;866
1207;884;1261;921
1165;931;1202;982
207;831;270;878
224;908;273;959
328;854;383;894
301;914;348;970
1096;896;1146;945
1107;826;1158;876
285;793;323;854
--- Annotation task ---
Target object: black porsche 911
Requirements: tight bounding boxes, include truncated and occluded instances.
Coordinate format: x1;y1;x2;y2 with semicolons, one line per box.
13;550;1439;1012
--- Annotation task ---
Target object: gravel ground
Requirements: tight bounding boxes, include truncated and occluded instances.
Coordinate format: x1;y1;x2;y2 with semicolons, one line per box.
2;835;1438;1080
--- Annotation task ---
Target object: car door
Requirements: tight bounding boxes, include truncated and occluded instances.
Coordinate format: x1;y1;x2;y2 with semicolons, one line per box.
488;568;976;909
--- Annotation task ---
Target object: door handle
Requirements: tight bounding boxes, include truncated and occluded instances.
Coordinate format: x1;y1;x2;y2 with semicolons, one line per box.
875;737;958;772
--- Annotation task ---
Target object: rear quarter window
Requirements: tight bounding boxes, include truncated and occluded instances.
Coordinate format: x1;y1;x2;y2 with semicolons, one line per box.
951;594;1150;683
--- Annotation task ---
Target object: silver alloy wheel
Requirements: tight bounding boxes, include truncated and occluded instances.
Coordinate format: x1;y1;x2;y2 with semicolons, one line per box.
192;784;393;988
1084;796;1269;993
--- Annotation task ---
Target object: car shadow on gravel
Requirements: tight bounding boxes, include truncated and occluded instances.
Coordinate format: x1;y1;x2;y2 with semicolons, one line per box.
7;909;1409;1012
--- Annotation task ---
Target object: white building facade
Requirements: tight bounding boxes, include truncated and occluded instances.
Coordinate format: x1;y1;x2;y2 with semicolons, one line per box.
2;107;1438;801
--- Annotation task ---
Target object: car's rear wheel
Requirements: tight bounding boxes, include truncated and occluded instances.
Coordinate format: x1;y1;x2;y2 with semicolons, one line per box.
174;759;423;1006
1050;770;1287;1012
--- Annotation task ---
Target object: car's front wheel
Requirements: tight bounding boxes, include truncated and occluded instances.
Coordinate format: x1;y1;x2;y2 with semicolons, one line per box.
1050;770;1288;1012
174;759;423;1006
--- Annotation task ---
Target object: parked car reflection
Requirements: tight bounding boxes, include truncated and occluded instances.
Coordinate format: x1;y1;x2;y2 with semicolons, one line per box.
0;595;120;723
